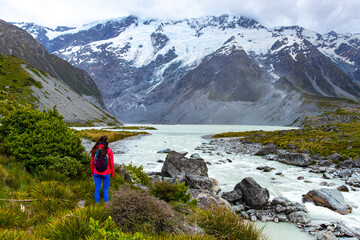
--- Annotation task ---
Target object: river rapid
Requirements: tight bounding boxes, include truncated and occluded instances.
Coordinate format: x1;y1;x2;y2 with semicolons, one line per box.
95;124;359;240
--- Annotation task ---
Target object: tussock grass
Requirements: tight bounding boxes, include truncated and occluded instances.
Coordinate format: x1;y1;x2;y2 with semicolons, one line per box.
197;205;267;240
43;205;109;240
77;129;149;142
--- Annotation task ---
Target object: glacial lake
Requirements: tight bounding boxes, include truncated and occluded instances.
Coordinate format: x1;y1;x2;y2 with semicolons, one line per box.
93;124;359;240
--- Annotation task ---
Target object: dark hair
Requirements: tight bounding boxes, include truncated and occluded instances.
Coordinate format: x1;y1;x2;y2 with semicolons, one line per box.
90;135;109;156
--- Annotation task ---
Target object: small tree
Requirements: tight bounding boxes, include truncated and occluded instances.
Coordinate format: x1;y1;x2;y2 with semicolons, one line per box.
0;106;86;172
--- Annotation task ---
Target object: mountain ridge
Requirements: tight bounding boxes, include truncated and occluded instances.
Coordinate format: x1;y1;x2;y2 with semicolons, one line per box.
14;14;360;125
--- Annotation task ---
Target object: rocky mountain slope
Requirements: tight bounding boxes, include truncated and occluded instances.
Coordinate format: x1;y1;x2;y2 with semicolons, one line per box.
0;55;119;125
0;20;120;125
0;19;105;108
14;15;360;124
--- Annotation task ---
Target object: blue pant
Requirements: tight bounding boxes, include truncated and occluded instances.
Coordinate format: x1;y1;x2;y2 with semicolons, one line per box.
93;174;110;203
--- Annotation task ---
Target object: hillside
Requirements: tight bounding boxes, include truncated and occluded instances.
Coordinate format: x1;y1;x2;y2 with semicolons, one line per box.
0;55;119;125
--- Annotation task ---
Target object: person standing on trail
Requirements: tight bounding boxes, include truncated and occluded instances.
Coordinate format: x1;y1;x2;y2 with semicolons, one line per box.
90;135;115;203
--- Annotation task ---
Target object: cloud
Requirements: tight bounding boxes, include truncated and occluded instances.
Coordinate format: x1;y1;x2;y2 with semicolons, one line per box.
0;0;359;33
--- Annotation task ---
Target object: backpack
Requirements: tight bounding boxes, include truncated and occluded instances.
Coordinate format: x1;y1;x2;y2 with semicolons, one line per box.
94;149;108;172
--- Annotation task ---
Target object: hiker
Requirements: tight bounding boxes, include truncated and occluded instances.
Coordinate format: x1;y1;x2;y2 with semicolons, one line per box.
90;135;115;203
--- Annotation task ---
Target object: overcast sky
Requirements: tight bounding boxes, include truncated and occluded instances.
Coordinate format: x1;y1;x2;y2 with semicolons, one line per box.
1;0;360;34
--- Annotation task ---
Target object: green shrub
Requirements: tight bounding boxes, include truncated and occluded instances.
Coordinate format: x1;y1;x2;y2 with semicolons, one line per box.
124;163;151;186
197;205;267;240
150;181;196;207
107;186;175;233
0;106;85;171
46;155;85;178
43;205;108;240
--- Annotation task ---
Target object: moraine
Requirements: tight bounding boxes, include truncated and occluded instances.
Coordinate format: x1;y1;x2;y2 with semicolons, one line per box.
109;124;360;240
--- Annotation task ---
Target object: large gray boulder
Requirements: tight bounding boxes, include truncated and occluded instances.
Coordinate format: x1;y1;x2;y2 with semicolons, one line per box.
255;143;277;156
303;189;352;215
277;153;312;167
234;177;269;209
185;174;220;195
161;151;208;178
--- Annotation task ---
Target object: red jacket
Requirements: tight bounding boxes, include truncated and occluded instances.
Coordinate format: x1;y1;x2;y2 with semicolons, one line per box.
90;144;115;177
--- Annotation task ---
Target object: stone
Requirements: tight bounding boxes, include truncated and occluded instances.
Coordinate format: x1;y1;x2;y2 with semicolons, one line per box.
303;189;352;214
256;166;274;172
297;176;304;180
190;189;231;210
336;160;354;169
221;189;242;204
185;174;220;195
327;153;342;161
338;169;352;178
316;230;337;240
337;185;349;192
255;143;277;156
277;153;312;167
157;148;172;153
234;177;269;209
115;165;133;182
161;151;208;178
286;144;296;149
354;159;360;168
157;159;164;163
323;173;332;179
190;153;203;160
288;211;311;224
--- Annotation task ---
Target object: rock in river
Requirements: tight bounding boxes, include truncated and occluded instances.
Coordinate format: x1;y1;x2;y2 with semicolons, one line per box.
234;177;269;209
303;189;352;215
161;151;208;178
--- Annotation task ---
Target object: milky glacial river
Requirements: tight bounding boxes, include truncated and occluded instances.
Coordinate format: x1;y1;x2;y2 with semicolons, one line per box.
108;124;359;240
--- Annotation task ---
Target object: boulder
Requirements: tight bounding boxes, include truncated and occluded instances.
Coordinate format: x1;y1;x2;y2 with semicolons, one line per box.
189;153;204;160
161;151;208;178
277;153;312;167
336;159;354;169
221;189;242;204
255;143;277;156
234;177;269;209
303;189;352;214
327;153;342;161
316;230;337;240
288;211;311;224
185;174;220;195
338;169;352;178
157;148;172;153
190;189;231;209
115;165;133;182
271;197;309;213
318;160;332;167
354;159;360;168
337;185;349;192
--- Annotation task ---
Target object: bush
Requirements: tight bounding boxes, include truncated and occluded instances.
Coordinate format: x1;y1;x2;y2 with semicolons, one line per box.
124;163;151;186
34;169;69;182
0;106;85;171
150;181;196;207
43;205;108;240
46;155;85;178
196;205;267;240
107;186;175;233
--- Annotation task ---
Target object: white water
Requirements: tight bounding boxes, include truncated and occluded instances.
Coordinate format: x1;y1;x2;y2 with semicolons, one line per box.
107;124;359;240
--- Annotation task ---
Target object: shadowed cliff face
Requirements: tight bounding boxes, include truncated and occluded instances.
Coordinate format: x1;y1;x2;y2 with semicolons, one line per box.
173;46;269;103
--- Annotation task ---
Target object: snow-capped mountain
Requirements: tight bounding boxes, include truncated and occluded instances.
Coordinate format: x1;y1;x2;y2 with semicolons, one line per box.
14;15;360;124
